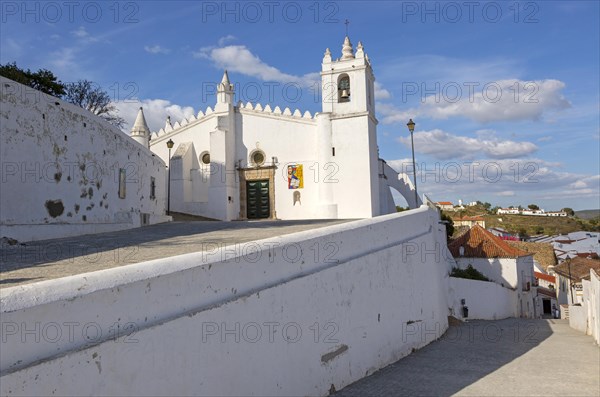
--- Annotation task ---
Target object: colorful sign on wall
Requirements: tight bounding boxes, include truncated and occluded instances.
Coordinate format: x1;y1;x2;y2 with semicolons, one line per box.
288;164;303;189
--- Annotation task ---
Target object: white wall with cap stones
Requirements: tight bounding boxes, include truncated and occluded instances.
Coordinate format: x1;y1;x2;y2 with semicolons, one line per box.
1;207;453;396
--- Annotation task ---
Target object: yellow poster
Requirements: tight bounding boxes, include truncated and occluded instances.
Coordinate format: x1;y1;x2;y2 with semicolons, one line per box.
288;164;303;189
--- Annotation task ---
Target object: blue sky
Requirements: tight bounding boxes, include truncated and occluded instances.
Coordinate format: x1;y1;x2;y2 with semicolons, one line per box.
1;1;599;210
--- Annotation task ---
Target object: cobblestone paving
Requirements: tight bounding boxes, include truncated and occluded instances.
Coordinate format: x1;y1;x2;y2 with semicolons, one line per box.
336;318;600;397
0;219;350;287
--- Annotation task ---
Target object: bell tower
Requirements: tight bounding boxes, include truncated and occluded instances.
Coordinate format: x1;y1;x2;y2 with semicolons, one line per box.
321;36;376;116
318;37;380;218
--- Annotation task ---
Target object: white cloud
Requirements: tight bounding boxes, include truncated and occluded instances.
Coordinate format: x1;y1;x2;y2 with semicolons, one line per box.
144;45;171;55
570;180;587;189
385;157;599;207
537;136;553;142
375;76;570;125
115;99;196;133
397;129;538;160
217;35;236;46
374;82;391;100
420;79;571;123
376;102;416;125
193;44;318;87
496;191;516;197
70;26;99;43
71;26;88;38
48;48;84;80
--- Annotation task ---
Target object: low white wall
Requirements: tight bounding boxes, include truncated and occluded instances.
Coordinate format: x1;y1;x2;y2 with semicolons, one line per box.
1;207;452;396
569;305;587;334
448;277;517;320
591;270;600;344
0;77;169;242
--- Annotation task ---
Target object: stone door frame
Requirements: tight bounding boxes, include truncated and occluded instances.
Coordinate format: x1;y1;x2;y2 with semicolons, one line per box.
238;166;276;220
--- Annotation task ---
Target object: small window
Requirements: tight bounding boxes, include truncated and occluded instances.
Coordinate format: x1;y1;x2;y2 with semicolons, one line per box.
250;150;266;166
200;151;210;165
118;168;126;199
150;177;156;199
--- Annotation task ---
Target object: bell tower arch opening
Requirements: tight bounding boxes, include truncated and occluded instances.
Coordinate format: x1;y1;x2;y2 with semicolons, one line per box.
338;74;351;103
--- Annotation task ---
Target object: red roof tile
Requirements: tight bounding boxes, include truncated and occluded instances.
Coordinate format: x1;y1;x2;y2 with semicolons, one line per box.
553;257;600;283
534;272;555;283
437;201;453;206
448;224;531;259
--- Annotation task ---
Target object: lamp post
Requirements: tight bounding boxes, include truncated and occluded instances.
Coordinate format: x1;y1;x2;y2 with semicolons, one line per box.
406;119;419;208
166;139;174;216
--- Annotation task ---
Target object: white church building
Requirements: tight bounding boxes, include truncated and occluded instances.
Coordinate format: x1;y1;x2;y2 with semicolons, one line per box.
133;36;419;221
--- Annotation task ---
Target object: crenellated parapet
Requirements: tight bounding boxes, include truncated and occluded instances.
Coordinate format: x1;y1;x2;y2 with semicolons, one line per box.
151;106;217;140
236;101;315;122
150;101;317;141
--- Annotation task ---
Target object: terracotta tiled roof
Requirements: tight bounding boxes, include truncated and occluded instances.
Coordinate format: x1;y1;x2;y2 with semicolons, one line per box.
437;201;453;206
553;257;600;283
448;224;532;259
576;252;599;259
534;272;556;283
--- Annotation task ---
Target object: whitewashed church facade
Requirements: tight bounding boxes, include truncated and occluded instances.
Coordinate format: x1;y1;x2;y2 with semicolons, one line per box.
133;37;418;220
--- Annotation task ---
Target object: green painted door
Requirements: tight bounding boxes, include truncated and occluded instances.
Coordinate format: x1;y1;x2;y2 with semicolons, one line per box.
246;180;270;219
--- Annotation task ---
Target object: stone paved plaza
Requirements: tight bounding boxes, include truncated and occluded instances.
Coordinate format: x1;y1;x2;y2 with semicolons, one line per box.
0;219;350;287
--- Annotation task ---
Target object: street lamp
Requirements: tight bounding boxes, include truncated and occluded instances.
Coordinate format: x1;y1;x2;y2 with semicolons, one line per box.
406;119;419;208
166;139;174;216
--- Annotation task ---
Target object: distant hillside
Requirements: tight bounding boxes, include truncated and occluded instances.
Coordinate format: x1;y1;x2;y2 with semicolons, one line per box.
575;209;600;220
445;205;600;237
484;214;587;236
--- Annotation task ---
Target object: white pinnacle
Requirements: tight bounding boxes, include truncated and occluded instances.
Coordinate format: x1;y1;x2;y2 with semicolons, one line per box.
131;107;150;136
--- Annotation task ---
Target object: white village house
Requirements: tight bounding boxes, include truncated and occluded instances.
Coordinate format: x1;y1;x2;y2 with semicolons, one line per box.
448;225;538;318
134;36;418;221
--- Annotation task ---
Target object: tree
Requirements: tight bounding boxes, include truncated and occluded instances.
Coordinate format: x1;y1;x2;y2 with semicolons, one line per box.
0;62;65;97
63;80;125;128
561;207;575;216
518;227;528;240
450;265;490;281
534;226;544;234
483;202;492;211
528;204;540;210
440;212;455;240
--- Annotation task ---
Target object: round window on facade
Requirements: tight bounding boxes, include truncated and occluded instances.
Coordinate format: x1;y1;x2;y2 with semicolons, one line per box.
201;152;210;165
251;150;266;166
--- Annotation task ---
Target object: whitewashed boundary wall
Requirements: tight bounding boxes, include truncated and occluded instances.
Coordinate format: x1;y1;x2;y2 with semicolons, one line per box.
1;207;452;396
448;277;517;320
0;77;169;242
569;270;600;344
